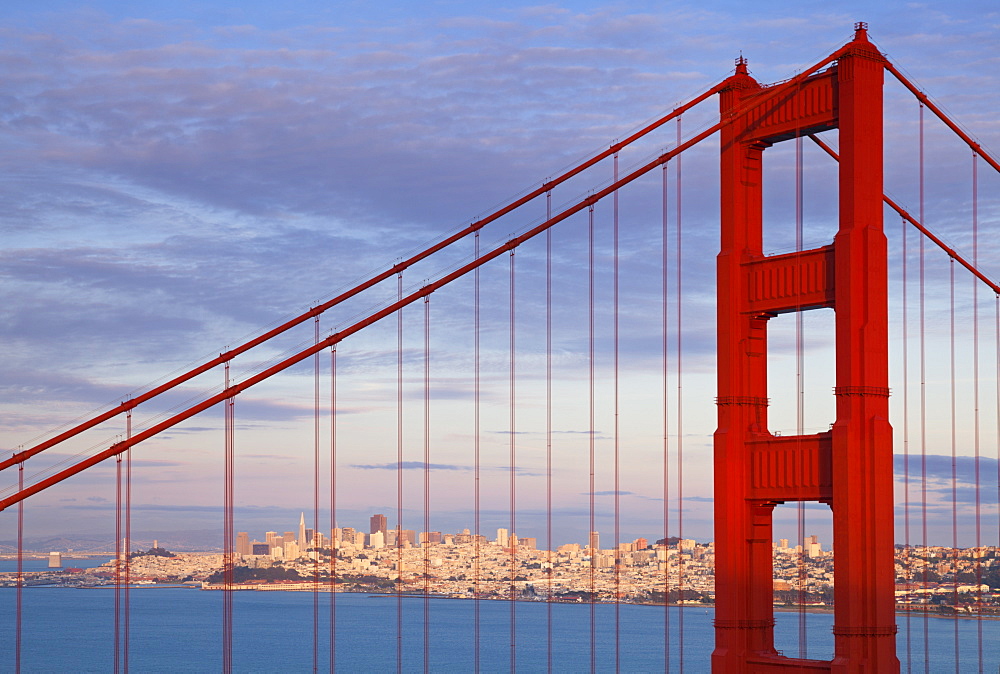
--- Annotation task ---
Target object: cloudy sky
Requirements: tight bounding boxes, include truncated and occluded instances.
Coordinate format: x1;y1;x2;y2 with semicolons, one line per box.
1;1;999;549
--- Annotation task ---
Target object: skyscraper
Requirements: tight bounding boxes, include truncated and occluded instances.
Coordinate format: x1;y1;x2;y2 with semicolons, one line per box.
298;512;307;550
370;513;387;535
589;531;600;551
236;532;250;556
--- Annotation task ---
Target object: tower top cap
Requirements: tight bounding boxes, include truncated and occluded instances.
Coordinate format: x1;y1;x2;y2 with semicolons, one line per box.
735;54;748;75
854;21;869;40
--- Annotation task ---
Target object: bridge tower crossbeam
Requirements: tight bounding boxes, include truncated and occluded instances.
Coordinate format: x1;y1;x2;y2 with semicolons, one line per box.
713;24;899;673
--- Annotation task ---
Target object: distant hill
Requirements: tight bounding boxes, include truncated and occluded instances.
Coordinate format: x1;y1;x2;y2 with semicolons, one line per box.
0;529;223;553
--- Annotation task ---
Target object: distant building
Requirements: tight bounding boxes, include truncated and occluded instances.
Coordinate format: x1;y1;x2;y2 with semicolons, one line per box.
589;531;600;551
48;552;62;568
370;514;387;535
298;513;307;550
252;543;269;555
236;532;250;556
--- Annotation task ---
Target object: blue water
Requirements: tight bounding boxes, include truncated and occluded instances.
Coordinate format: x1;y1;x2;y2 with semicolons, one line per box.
0;589;995;672
0;558;113;572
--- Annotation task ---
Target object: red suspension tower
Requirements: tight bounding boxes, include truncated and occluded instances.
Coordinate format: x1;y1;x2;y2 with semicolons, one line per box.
713;24;899;673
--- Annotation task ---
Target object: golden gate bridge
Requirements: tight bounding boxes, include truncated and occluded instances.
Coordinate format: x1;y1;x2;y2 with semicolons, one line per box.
3;23;1000;672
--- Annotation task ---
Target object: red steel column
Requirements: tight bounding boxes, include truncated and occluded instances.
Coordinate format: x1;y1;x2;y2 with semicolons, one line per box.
829;27;899;673
712;58;778;669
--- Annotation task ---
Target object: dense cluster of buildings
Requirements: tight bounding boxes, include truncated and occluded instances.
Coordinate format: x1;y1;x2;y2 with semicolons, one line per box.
4;514;999;614
210;514;999;612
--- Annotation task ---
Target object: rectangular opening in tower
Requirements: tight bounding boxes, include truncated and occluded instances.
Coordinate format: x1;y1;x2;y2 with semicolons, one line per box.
765;308;835;437
771;501;834;661
761;134;840;256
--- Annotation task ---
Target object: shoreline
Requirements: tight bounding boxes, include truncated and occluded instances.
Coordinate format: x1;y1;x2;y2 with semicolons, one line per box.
9;584;999;621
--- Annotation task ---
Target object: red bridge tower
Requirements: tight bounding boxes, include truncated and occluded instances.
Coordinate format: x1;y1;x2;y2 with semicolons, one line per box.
713;24;899;673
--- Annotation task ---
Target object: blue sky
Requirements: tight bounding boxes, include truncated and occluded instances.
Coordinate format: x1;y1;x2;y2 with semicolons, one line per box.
1;2;999;548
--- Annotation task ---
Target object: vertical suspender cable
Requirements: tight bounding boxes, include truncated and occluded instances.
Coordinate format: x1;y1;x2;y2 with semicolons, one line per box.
588;202;596;674
509;249;517;671
675;116;685;673
330;346;338;673
902;214;912;674
313;316;321;674
424;295;431;674
115;450;123;674
396;272;404;674
662;161;671;672
971;151;983;672
15;460;23;674
995;294;1000;646
124;410;131;674
474;232;482;674
949;257;959;673
795;134;807;660
918;102;930;674
223;362;234;674
545;190;554;674
613;150;621;674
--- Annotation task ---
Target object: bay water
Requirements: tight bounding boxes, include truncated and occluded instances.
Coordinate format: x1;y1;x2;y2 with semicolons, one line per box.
0;587;995;672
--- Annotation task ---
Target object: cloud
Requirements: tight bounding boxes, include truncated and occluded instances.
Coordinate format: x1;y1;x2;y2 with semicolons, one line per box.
351;461;468;471
894;453;1000;505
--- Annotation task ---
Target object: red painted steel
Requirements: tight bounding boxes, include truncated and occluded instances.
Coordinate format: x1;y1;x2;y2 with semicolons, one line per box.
713;24;899;672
